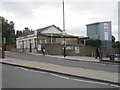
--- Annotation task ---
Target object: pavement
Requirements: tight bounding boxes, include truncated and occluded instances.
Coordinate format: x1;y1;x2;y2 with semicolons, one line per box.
26;52;120;64
0;52;120;86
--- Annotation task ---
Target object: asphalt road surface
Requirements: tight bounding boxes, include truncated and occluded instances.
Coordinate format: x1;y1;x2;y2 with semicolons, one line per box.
5;51;119;73
2;64;118;88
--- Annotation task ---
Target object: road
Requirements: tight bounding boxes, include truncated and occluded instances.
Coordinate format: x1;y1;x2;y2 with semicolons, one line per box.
5;51;119;73
2;64;118;88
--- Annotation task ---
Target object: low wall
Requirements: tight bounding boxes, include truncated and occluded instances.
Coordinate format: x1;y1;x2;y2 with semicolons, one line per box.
15;43;106;57
6;44;16;51
16;48;38;53
44;44;106;57
112;47;120;54
44;44;62;55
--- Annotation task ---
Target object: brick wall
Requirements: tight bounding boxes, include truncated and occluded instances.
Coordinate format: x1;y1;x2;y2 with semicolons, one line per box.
112;47;120;54
43;44;106;57
16;43;106;57
44;44;62;55
6;44;16;51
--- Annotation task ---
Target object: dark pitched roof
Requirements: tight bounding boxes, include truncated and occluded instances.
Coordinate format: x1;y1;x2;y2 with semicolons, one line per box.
38;33;78;38
78;36;90;40
37;25;63;34
20;29;34;37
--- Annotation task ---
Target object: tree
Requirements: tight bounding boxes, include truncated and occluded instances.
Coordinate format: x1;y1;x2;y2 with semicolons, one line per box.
112;35;116;42
16;30;23;38
2;17;16;45
86;39;102;47
112;41;120;48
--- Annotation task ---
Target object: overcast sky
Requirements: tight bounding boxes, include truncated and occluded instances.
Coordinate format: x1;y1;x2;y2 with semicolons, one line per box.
0;0;119;40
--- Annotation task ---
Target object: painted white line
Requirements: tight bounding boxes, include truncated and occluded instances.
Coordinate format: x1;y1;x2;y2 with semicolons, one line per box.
15;67;48;73
29;70;48;74
20;67;29;71
15;67;28;71
110;84;120;87
15;66;69;80
50;73;70;80
14;66;119;87
71;79;109;85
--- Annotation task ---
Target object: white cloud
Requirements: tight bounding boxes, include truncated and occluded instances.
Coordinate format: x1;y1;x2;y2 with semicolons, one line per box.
0;0;119;40
32;5;63;27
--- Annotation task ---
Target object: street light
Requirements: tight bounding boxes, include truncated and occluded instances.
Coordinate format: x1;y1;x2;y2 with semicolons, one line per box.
2;37;6;58
2;37;4;58
62;31;66;57
0;18;3;58
62;0;66;57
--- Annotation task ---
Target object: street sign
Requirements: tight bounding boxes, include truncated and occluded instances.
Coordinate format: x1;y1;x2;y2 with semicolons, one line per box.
3;38;6;44
38;44;41;51
104;23;109;40
75;46;79;54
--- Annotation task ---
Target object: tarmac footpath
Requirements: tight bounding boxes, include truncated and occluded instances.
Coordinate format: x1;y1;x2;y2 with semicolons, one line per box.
0;57;120;86
25;52;120;64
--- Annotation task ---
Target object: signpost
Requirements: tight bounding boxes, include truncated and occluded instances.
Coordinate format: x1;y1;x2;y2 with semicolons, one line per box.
104;23;109;56
104;23;109;40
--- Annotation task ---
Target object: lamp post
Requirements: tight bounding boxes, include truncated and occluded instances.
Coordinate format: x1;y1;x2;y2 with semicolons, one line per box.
2;37;4;58
0;17;4;58
2;37;6;58
62;0;66;57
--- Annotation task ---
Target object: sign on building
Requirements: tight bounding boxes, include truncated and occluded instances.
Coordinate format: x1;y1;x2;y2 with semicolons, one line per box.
75;46;79;54
3;38;6;44
104;23;109;40
38;44;41;51
66;46;73;50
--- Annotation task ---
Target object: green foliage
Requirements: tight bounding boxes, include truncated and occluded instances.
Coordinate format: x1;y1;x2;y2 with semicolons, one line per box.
112;35;116;42
80;40;84;44
112;41;120;48
16;30;23;38
86;39;102;47
2;17;16;45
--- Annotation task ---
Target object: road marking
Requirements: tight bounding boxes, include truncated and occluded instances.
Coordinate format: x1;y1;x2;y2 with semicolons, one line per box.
18;67;29;71
29;70;48;74
14;65;119;87
71;79;109;85
71;79;119;87
50;73;69;80
15;67;47;74
110;84;120;87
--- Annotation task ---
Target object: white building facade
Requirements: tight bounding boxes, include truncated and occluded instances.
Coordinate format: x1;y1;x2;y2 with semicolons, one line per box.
16;25;63;53
16;31;37;53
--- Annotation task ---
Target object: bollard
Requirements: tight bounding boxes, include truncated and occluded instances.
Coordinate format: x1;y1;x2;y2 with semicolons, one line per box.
110;55;115;61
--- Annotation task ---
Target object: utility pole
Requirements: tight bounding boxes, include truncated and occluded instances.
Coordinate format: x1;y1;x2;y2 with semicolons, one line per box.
63;0;66;57
2;37;4;58
0;17;2;58
0;16;4;58
2;37;6;58
63;0;65;33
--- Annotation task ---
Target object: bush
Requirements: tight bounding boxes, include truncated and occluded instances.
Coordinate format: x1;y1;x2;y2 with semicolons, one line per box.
112;41;120;48
86;39;102;47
